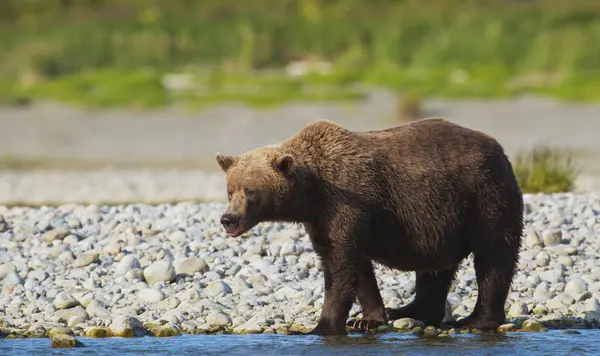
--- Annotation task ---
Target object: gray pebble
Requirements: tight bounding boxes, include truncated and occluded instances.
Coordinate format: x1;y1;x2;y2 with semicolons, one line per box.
116;255;141;276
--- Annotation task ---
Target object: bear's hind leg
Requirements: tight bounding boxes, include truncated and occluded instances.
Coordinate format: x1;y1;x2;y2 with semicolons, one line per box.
347;260;387;332
386;265;458;327
453;241;518;331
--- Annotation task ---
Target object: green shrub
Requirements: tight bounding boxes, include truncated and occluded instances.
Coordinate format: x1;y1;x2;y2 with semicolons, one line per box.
513;146;579;194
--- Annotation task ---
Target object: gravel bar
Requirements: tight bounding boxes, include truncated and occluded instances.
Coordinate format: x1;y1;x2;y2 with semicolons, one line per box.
2;193;600;339
1;169;599;207
0;170;227;206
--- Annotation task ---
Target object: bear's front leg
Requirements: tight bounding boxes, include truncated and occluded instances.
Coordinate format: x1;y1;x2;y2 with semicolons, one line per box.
346;259;387;332
309;244;360;336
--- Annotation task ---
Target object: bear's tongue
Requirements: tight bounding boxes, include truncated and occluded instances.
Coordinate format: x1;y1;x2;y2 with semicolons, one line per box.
226;226;245;237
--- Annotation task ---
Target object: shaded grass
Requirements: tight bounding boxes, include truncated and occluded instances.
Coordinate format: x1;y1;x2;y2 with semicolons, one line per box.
1;65;599;110
1;68;366;109
513;146;579;194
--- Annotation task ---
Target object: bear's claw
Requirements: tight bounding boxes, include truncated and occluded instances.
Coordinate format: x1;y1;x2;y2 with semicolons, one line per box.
346;319;384;332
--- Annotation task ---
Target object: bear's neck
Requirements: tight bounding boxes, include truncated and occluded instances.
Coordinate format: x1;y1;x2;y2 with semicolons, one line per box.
277;140;334;224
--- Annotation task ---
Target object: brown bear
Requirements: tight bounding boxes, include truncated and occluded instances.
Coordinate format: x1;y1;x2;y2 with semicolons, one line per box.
215;117;524;336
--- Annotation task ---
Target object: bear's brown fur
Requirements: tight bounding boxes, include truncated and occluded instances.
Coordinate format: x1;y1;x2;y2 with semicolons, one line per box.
215;117;524;336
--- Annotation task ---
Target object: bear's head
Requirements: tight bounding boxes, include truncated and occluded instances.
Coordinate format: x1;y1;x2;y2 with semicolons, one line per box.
215;147;301;237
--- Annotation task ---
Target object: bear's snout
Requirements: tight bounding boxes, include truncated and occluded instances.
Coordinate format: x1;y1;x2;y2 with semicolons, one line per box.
220;212;248;237
220;213;238;229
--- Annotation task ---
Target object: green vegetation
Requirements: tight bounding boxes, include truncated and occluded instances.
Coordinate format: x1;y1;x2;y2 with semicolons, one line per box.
0;0;599;108
513;146;579;194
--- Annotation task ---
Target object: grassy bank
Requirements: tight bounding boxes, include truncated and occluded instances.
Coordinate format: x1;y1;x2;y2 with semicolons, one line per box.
1;0;599;108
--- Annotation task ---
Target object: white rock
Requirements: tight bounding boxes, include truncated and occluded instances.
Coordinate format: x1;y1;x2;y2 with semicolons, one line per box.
137;288;166;303
53;292;79;309
0;262;16;280
109;315;145;337
173;257;208;276
203;281;232;297
525;230;542;248
206;312;232;327
565;278;588;297
168;230;187;243
143;260;175;285
508;302;529;317
542;229;562;246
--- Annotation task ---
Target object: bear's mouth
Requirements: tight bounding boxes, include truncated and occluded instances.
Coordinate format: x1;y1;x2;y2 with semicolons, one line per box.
225;225;247;238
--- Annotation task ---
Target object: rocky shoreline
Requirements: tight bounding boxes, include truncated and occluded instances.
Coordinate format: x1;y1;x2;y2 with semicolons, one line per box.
2;193;600;346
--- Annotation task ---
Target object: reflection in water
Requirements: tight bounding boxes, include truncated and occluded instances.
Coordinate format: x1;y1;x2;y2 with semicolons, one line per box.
1;330;600;356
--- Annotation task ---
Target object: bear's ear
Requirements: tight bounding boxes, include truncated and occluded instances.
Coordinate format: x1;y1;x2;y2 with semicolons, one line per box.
215;153;238;172
273;154;295;175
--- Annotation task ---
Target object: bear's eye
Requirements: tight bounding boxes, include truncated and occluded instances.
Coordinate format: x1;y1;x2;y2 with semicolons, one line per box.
245;188;257;198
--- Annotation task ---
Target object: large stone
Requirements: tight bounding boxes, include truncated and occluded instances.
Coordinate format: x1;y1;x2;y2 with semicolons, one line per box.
46;327;74;338
203;281;232;297
108;316;146;337
233;316;267;334
44;227;71;243
150;323;182;337
206;312;232;327
392;318;425;330
74;253;99;268
2;272;23;286
116;255;141;276
497;323;517;332
143;261;176;286
50;334;86;348
173;257;208;276
508;302;529;318
525;230;542;248
168;230;188;243
542;229;562;246
0;263;16;280
53;306;89;324
54;292;80;309
565;278;588;298
137;288;166;303
85;327;108;338
521;319;546;332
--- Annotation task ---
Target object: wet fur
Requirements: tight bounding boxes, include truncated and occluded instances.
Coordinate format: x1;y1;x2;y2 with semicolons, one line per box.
216;117;524;336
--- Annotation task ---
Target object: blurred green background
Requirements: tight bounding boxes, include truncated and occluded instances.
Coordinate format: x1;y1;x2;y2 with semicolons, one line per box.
1;0;599;109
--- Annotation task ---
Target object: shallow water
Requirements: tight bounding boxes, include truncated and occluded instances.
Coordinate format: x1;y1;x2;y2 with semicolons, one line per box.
1;330;597;356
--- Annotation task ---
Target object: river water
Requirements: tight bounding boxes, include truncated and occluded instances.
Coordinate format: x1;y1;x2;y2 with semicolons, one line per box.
1;330;597;356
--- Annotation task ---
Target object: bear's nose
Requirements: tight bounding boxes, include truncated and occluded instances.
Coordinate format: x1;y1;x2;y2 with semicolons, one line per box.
220;213;237;229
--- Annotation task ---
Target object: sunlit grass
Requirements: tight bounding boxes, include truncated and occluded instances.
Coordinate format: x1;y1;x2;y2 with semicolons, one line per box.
513;146;579;194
